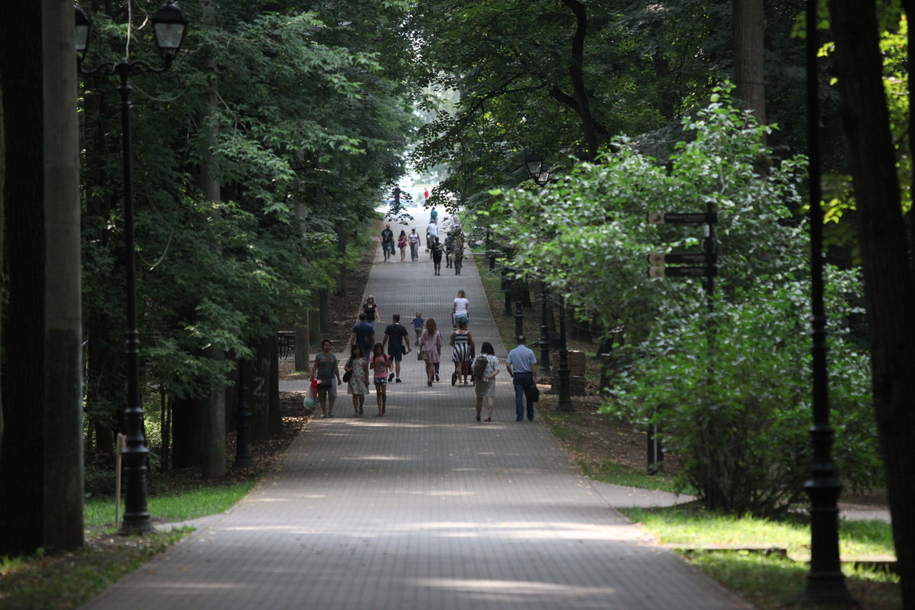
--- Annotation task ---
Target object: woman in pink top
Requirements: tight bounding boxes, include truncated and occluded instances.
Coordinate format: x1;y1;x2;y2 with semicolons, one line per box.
419;318;443;386
369;342;392;416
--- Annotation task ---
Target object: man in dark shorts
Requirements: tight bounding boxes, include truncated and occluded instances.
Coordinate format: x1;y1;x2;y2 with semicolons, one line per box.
383;313;411;382
349;313;375;356
381;224;395;262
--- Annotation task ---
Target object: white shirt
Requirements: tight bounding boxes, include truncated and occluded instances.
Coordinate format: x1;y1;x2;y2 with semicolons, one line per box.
453;297;469;315
427;222;439;238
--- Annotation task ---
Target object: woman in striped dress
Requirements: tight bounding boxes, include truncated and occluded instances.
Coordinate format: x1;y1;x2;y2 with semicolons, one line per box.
449;319;475;386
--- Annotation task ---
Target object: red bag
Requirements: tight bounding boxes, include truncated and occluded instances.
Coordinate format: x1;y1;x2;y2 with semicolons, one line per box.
309;378;319;397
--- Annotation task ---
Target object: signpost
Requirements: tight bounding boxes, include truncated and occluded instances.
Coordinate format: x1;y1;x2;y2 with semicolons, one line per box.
644;199;718;475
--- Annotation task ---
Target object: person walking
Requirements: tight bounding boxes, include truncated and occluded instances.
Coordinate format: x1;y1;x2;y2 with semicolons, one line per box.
381;224;395;262
452;231;464;275
363;296;380;334
349;312;375;357
311;339;342;418
472;342;500;422
426;219;438;254
383;314;411;382
344;345;369;417
444;233;454;268
505;335;538;421
408;228;421;261
452;289;470;328
431;237;444;275
411;312;424;347
418;318;443;386
369;343;392;416
449;319;474;386
397;230;408;261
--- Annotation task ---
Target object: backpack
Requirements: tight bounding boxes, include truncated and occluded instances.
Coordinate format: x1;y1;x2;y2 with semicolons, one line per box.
472;355;488;381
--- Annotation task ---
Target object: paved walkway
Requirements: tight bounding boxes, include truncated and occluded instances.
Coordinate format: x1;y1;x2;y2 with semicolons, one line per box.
82;210;750;609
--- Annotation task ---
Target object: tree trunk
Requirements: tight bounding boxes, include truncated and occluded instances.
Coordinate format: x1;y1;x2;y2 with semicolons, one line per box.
201;346;226;479
829;0;915;604
733;0;766;127
0;0;83;555
171;395;203;469
294;203;310;371
249;334;274;445
198;33;226;480
268;337;282;435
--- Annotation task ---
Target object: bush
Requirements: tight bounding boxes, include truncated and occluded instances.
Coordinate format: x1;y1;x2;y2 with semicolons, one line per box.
605;283;880;517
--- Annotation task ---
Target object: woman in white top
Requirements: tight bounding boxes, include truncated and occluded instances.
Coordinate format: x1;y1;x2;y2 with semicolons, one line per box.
452;289;470;327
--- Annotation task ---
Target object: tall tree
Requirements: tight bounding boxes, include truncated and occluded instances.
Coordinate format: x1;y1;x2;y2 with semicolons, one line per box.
0;0;84;555
828;0;915;603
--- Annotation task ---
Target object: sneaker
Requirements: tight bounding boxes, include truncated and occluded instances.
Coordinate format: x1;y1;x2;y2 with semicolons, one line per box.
395;378;402;383
435;373;440;381
389;372;395;382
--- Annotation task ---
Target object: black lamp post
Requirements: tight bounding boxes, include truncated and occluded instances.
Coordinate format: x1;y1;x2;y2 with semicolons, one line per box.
538;283;551;375
76;1;189;536
524;153;570;410
800;0;853;602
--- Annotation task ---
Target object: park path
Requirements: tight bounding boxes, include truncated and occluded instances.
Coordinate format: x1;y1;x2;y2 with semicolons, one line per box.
81;209;749;609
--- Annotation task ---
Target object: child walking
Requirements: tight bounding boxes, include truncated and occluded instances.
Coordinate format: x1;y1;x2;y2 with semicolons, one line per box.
369;342;392;416
411;312;424;347
345;345;369;417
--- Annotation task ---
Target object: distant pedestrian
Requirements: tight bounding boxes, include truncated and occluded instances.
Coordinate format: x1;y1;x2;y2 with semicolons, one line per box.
370;342;392;416
398;230;408;261
381;224;395;262
409;228;421;261
444;234;454;268
344;345;369;417
419;318;443;386
431;237;444;275
506;335;538;421
311;339;342;418
472;342;500;422
383;314;411;382
427;219;438;253
363;296;380;333
349;312;375;356
449;319;474;386
453;289;470;327
452;231;464;275
411;312;424;346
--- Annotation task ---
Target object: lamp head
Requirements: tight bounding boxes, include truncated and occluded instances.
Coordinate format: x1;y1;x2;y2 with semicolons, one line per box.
525;152;544;182
74;5;91;59
152;0;189;62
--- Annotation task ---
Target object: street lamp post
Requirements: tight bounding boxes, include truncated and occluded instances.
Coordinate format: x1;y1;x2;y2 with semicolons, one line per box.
801;0;853;602
524;153;571;410
539;283;551;375
76;1;189;535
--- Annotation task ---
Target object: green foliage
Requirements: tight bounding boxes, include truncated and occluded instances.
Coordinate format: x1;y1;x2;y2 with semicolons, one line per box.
78;0;416;448
492;88;879;516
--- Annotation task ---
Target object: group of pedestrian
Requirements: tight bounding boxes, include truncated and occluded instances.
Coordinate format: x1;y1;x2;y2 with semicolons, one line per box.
380;220;464;275
314;227;540;421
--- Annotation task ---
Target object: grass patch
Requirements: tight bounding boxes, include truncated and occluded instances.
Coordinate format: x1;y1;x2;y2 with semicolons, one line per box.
0;530;189;609
85;481;255;529
623;505;900;609
579;459;681;493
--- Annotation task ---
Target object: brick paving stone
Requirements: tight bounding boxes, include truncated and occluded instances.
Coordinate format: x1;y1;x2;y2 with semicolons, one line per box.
81;210;750;610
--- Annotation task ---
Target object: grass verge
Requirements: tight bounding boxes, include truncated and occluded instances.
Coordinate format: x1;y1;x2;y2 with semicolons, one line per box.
624;505;899;609
85;481;255;529
0;530;189;609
